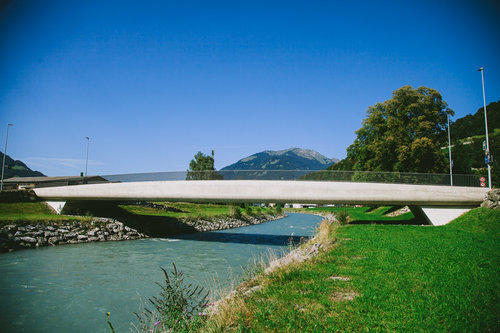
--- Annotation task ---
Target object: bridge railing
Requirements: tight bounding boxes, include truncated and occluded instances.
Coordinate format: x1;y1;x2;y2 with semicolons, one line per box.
101;170;486;187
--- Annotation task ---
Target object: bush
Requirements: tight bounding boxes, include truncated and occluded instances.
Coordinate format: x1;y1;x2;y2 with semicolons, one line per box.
245;205;254;216
334;209;351;225
275;204;283;215
134;264;209;331
229;205;242;219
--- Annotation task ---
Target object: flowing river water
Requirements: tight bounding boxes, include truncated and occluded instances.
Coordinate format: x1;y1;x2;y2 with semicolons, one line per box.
0;213;322;332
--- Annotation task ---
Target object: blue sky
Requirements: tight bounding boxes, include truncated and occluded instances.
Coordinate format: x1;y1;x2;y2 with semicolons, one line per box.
1;0;499;176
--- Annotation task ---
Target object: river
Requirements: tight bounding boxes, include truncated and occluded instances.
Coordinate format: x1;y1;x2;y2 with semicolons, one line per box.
0;213;322;332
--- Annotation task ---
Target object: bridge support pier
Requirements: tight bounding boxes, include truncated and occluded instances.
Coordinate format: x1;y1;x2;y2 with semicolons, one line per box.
409;206;473;226
45;201;67;214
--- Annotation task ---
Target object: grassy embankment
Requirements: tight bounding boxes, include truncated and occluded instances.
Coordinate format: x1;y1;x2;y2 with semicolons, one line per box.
286;205;415;222
0;201;277;225
203;207;499;332
119;202;277;220
0;202;89;224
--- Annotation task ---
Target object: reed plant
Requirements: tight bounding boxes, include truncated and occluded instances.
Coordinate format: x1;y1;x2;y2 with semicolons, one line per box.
134;263;209;332
334;209;351;225
229;205;242;219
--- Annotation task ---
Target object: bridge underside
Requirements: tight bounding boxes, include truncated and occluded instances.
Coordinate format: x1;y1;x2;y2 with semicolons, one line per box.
35;180;487;225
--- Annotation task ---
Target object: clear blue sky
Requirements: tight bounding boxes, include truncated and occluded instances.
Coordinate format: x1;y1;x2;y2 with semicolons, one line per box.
1;0;499;176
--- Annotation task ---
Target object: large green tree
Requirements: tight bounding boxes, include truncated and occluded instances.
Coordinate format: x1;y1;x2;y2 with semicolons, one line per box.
186;152;223;180
345;85;453;173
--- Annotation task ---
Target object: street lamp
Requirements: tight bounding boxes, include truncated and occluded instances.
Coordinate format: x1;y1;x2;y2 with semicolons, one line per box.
1;123;14;192
85;137;90;177
478;67;492;189
447;113;453;186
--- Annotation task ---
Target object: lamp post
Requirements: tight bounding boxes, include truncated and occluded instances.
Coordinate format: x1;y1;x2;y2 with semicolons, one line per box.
447;113;453;186
478;67;492;189
85;137;90;177
1;123;13;192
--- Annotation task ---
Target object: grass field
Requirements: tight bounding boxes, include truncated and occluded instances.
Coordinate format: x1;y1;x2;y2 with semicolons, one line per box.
0;202;89;223
0;201;272;224
120;202;273;219
120;202;231;218
286;205;415;222
205;208;499;332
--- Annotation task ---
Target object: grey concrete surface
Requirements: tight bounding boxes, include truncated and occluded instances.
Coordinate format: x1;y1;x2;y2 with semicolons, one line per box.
33;180;487;206
409;205;473;226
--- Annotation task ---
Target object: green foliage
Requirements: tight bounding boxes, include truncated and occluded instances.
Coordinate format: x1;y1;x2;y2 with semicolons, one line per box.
186;152;223;180
346;85;452;173
333;209;350;225
244;205;254;216
445;131;499;186
229;205;242;219
134;264;209;331
275;204;283;215
0;152;45;179
450;100;499;141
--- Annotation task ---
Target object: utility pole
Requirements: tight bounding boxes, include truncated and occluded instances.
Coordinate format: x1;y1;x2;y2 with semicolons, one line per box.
85;137;90;178
478;67;492;189
1;123;13;192
447;113;453;186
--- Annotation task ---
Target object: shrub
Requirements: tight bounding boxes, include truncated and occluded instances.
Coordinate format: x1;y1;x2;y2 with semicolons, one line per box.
245;205;254;216
334;209;351;225
134;264;209;331
229;205;242;219
275;204;283;215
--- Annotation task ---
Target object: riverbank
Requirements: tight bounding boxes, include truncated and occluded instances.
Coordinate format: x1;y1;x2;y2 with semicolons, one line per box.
198;207;499;331
0;201;284;252
0;212;321;332
0;217;147;252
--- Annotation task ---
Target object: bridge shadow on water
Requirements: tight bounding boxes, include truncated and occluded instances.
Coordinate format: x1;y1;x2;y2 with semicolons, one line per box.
174;232;308;246
61;201;425;245
62;201;312;244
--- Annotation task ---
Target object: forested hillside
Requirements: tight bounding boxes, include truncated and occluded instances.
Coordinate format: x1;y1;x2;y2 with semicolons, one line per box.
0;152;45;179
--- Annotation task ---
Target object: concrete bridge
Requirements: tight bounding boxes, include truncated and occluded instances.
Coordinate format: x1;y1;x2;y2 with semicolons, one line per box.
33;180;488;226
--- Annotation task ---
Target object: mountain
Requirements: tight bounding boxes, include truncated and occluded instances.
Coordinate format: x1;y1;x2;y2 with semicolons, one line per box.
0;152;45;179
220;148;338;179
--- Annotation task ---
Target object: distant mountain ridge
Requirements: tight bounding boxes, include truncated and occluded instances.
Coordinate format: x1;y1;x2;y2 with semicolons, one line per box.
0;152;45;179
222;148;338;171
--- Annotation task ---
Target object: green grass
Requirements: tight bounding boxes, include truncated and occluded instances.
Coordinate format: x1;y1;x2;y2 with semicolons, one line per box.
119;202;232;218
0;202;89;223
120;202;272;220
211;208;499;332
286;205;414;221
0;201;268;224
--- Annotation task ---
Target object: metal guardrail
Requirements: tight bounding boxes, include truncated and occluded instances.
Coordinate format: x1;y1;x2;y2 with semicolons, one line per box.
101;170;486;187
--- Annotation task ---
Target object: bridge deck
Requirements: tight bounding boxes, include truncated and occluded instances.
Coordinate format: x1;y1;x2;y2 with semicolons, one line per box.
33;180;487;206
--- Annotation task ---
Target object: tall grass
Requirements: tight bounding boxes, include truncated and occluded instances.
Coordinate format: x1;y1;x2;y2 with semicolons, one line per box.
134;264;209;332
333;209;351;225
228;206;242;219
202;217;338;331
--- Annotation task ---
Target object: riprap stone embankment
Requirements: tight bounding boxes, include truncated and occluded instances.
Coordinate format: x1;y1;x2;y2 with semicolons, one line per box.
0;218;146;252
184;214;285;232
